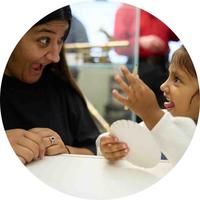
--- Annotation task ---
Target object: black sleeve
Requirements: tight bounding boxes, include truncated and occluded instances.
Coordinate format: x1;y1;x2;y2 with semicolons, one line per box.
67;91;101;155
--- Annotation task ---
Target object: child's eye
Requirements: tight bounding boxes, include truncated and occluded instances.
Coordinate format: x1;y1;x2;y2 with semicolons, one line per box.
174;76;181;85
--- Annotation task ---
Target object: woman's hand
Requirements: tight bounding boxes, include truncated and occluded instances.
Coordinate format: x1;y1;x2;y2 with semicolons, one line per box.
6;129;45;165
29;128;68;156
100;135;129;161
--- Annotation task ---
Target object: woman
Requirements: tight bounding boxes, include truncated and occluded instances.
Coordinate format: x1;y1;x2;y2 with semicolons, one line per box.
0;6;100;164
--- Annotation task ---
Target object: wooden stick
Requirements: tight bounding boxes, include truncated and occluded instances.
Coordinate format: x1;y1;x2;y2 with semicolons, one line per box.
64;40;129;50
85;98;110;132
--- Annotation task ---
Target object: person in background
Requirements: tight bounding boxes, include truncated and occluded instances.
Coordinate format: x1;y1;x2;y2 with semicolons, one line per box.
0;6;100;165
97;46;199;165
65;15;89;80
65;15;88;44
114;3;179;121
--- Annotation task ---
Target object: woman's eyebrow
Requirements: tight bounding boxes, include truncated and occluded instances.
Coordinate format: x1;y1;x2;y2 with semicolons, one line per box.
36;28;56;34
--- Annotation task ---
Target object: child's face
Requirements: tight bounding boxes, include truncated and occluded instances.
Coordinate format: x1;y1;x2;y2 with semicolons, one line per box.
160;64;199;123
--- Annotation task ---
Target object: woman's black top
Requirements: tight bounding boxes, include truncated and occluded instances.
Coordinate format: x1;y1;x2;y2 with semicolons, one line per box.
0;69;100;154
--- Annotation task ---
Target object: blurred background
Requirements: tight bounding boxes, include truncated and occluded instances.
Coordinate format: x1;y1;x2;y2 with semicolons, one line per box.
64;0;182;131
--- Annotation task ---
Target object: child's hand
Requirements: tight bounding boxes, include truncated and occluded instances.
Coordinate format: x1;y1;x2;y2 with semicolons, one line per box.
112;66;164;129
100;135;129;161
113;66;159;119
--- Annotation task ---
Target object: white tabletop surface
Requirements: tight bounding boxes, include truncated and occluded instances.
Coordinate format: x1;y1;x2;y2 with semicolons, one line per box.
27;154;173;199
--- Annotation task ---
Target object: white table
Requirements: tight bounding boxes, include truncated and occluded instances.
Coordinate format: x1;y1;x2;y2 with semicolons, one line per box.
27;154;173;199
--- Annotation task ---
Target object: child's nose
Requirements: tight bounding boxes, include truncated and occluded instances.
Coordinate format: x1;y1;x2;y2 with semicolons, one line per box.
160;81;167;92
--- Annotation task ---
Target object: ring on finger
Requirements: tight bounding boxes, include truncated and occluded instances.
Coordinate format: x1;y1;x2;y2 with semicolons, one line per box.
49;136;56;145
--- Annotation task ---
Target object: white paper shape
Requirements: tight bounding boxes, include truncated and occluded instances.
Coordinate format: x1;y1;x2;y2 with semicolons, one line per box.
110;120;161;168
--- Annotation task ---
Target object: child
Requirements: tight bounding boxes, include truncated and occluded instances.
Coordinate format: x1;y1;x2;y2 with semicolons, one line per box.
96;46;199;165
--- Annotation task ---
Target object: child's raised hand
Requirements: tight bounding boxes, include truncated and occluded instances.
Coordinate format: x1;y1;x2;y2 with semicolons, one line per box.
100;135;129;161
112;66;161;121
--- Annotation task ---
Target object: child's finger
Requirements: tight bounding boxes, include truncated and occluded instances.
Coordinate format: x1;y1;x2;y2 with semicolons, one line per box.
114;74;130;96
120;66;142;91
104;148;129;161
101;141;128;154
106;143;128;153
112;89;129;107
100;135;119;146
120;66;137;83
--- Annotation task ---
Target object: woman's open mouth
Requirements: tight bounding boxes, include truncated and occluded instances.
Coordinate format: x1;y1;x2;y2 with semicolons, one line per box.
31;64;43;72
30;64;44;76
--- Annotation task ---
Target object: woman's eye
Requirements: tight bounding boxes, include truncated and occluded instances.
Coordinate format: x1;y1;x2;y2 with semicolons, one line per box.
58;37;64;45
39;37;50;46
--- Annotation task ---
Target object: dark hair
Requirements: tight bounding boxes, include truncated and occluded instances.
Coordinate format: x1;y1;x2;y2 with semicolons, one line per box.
34;5;72;41
171;45;197;78
34;6;86;103
50;47;86;103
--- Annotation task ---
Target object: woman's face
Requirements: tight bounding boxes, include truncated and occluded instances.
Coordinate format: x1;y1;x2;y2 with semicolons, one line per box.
5;20;69;84
160;64;199;123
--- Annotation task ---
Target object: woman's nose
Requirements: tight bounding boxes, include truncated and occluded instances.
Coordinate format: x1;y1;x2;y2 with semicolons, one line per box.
46;45;60;63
